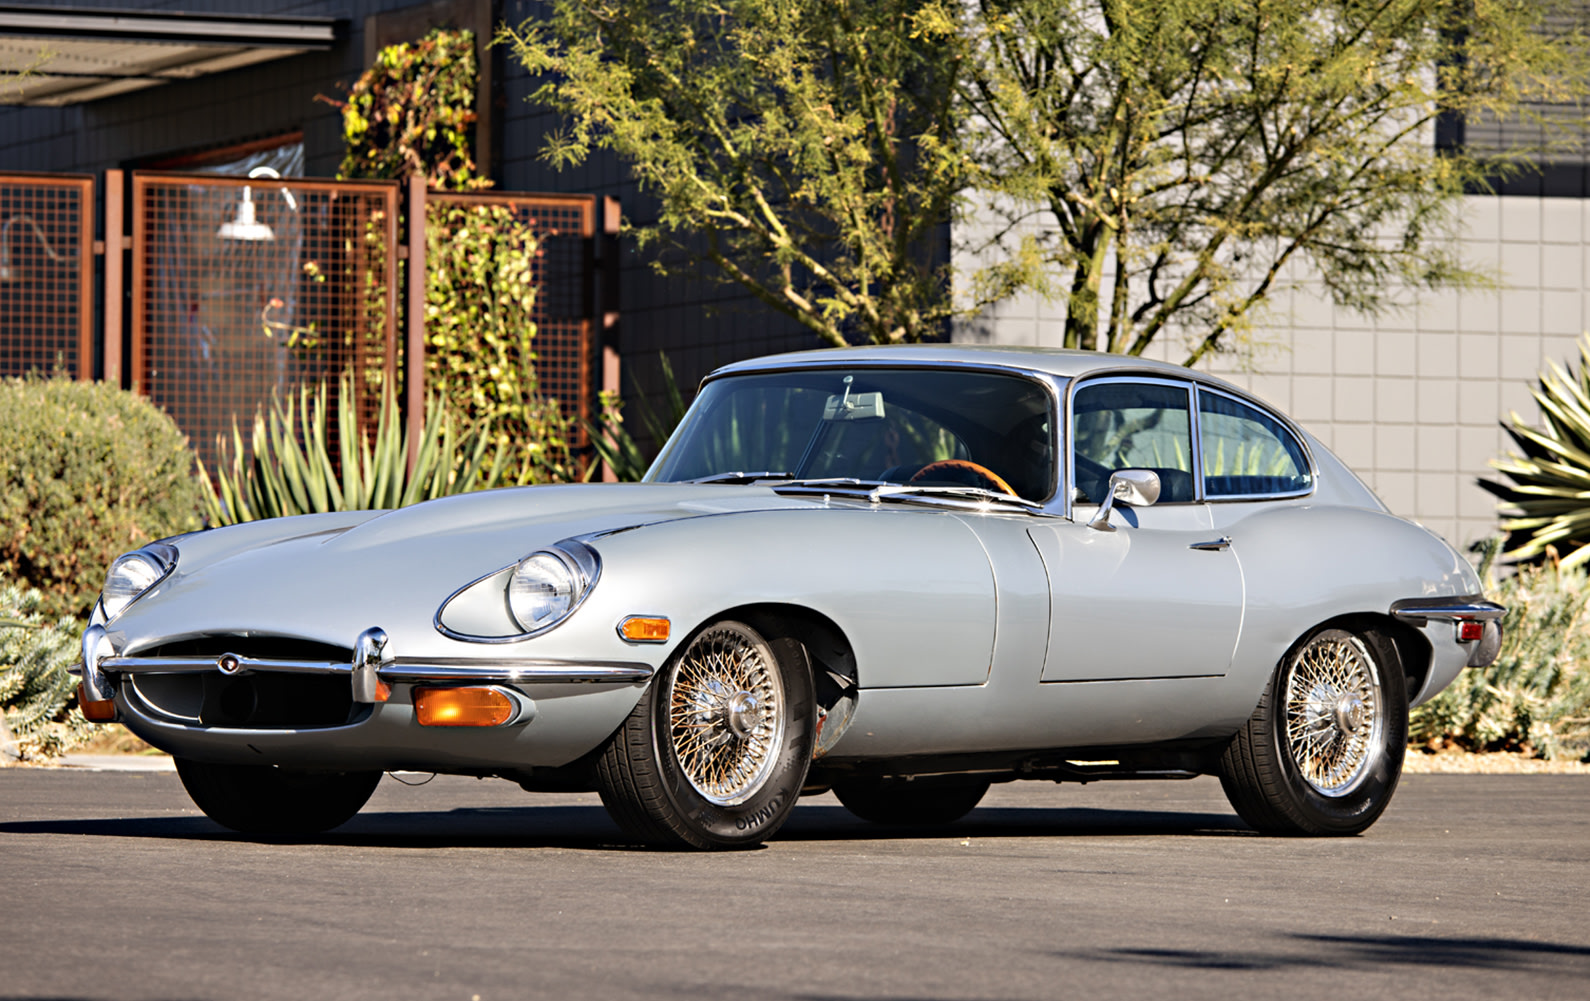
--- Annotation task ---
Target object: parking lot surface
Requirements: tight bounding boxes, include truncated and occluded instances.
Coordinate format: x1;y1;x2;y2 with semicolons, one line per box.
2;768;1586;1000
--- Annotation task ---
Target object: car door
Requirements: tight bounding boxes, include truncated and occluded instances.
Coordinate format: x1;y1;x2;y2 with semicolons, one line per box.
1031;377;1245;682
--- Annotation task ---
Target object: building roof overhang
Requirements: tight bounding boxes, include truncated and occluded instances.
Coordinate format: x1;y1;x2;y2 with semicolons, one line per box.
0;5;343;107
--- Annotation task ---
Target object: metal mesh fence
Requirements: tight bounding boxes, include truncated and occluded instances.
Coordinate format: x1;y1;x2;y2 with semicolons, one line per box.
131;174;400;471
0;174;93;380
429;191;595;441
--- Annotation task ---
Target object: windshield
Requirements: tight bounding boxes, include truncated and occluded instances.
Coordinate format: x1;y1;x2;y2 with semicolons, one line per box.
648;368;1057;502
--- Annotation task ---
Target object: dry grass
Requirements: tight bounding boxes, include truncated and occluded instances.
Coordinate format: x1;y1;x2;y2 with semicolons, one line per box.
1403;749;1590;774
72;723;159;756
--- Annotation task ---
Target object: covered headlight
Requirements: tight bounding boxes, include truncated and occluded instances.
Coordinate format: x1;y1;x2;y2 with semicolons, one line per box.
505;541;599;635
99;542;178;620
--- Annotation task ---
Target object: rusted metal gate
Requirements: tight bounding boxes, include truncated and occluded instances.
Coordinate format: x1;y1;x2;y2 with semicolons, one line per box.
129;172;401;470
0;169;610;474
0;172;94;380
426;188;602;442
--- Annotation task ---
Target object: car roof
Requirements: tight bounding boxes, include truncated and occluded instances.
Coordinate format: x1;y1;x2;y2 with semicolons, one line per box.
708;344;1219;384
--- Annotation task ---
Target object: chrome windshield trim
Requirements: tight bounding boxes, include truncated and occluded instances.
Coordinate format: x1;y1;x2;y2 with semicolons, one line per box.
101;654;653;685
1390;597;1506;624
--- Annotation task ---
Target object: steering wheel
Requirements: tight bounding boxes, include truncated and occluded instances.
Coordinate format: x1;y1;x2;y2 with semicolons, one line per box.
909;460;1017;496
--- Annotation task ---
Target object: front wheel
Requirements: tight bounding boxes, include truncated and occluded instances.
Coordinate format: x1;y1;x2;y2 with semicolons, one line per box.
595;619;816;849
1218;627;1407;836
175;759;382;834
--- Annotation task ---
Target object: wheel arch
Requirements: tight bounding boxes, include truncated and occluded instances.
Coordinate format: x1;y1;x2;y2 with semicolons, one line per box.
1287;611;1431;701
689;602;860;757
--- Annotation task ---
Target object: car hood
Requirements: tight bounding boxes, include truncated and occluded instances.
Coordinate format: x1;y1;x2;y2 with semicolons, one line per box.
110;482;819;654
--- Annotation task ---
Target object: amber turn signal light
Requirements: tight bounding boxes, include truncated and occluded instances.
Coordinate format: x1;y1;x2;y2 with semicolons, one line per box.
77;682;117;722
414;687;515;727
618;616;670;643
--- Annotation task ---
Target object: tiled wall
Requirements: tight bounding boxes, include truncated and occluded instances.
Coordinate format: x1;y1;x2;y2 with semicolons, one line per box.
957;195;1589;551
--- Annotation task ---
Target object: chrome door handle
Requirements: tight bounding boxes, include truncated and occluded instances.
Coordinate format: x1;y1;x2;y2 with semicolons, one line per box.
1188;537;1231;552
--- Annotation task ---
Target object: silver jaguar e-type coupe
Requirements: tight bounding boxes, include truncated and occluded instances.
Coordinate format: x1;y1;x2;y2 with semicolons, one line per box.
78;346;1501;848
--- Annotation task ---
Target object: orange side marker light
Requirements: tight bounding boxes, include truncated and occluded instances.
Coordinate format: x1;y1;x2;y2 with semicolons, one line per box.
618;616;670;643
77;682;117;722
414;687;515;727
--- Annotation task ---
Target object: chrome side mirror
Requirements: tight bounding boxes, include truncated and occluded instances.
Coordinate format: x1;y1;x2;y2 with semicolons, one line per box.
1087;469;1162;532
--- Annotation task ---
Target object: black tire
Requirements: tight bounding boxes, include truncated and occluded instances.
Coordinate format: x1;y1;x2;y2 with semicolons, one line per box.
175;758;382;835
832;775;990;826
595;619;815;849
1218;627;1407;836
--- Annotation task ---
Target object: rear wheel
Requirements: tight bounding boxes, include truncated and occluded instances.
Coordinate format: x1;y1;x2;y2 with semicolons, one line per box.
833;775;990;826
1218;627;1406;836
174;759;382;834
595;619;815;849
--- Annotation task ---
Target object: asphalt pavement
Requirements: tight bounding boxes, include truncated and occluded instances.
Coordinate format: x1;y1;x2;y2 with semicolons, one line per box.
1;768;1586;1001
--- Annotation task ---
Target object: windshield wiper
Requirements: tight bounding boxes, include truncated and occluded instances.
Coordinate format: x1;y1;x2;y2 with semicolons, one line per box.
688;471;796;484
864;484;1045;512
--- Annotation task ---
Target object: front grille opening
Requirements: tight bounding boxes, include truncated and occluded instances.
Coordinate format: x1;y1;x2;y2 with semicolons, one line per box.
200;672;360;728
130;671;366;729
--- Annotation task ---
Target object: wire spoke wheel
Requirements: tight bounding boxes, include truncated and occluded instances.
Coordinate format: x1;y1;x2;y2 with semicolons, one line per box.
1281;629;1384;797
1217;624;1407;837
665;623;786;806
595;617;815;849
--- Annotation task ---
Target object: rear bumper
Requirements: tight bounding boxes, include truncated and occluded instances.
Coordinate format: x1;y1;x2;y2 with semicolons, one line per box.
1390;596;1504;669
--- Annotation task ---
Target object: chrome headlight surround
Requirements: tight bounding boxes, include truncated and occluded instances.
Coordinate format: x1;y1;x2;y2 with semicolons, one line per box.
436;539;601;642
96;542;179;622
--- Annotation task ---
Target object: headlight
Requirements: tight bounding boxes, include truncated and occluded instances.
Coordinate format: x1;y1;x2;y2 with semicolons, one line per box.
505;540;599;635
99;543;178;620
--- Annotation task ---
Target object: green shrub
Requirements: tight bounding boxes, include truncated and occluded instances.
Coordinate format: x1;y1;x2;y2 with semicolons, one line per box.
0;580;90;762
0;376;202;619
1410;542;1590;761
199;372;518;525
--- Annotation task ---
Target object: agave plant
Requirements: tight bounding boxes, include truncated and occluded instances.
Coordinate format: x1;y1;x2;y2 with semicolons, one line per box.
1484;335;1590;567
198;372;508;526
583;353;691;482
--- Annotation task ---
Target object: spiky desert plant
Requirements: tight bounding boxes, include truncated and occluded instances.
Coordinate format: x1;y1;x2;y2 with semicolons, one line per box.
1410;542;1590;761
1484;335;1590;566
583;353;691;482
197;372;510;526
0;580;90;762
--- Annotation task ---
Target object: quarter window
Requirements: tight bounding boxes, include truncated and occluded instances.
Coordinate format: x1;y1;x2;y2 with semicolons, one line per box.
1198;392;1311;497
1071;381;1196;503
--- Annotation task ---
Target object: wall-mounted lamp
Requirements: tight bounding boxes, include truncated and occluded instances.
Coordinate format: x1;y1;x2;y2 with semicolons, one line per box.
217;167;297;242
0;215;66;281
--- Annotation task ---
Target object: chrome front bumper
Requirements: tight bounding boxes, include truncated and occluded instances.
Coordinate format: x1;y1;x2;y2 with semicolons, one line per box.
78;623;652;705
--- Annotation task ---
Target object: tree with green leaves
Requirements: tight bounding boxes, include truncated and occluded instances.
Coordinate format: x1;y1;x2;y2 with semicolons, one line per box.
504;0;970;347
509;0;1584;363
956;0;1586;363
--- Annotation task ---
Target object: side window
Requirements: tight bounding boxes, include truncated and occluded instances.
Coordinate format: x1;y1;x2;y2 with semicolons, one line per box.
1071;381;1195;503
1198;391;1312;497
